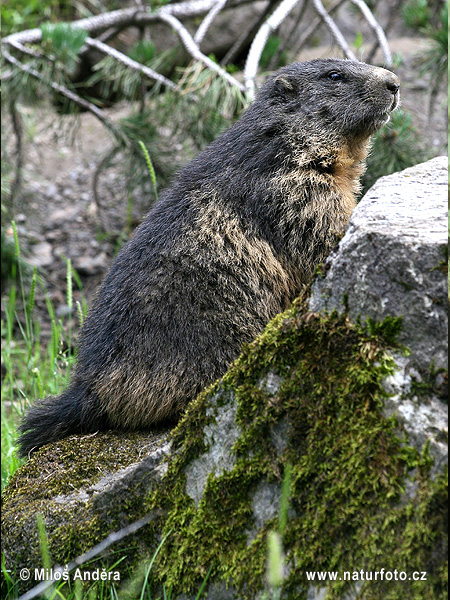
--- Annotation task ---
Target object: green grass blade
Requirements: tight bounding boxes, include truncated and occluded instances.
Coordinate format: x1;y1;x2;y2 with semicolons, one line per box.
138;140;158;202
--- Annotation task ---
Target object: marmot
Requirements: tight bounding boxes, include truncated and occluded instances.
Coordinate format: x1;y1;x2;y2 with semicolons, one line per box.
19;59;400;457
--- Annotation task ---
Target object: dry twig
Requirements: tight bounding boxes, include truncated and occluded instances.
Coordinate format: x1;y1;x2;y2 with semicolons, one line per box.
244;0;303;97
311;0;357;60
350;0;392;67
195;0;230;45
85;37;177;89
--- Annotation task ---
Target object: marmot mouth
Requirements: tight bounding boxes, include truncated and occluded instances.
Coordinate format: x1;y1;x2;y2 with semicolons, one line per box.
390;96;399;112
365;111;391;133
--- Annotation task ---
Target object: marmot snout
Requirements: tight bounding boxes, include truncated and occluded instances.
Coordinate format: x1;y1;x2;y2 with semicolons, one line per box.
19;59;400;457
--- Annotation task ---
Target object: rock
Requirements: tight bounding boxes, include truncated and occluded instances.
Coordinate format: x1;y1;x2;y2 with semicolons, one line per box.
27;241;53;268
1;431;170;595
44;183;59;199
309;156;448;471
309;156;447;374
2;159;447;600
74;251;109;275
49;206;80;226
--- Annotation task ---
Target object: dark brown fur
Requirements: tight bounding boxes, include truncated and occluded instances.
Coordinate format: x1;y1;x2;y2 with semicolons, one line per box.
18;59;400;456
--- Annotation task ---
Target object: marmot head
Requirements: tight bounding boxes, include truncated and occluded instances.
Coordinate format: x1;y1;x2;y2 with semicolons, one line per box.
255;58;400;141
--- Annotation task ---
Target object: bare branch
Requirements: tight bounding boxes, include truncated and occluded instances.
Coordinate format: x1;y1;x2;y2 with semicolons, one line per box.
366;0;402;63
7;39;47;60
294;0;348;55
268;0;308;70
2;48;128;146
85;37;177;90
1;69;14;81
1;0;228;47
194;0;230;46
244;0;303;98
311;0;357;61
93;146;122;233
350;0;392;67
157;13;246;92
220;0;279;67
1;0;248;98
8;99;24;207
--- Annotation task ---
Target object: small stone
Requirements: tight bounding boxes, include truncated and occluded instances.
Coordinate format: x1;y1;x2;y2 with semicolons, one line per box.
45;183;58;198
48;206;80;226
27;241;53;267
74;252;109;275
55;305;74;318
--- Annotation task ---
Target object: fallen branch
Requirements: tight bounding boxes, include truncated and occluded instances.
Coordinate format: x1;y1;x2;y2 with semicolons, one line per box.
366;0;402;63
8;99;24;207
293;0;348;55
220;0;279;66
7;39;47;60
158;12;246;92
350;0;392;67
311;0;357;61
194;0;230;45
268;0;308;71
85;37;177;89
1;0;243;47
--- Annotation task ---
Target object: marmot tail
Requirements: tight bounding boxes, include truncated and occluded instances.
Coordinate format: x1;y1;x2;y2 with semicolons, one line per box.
18;383;105;458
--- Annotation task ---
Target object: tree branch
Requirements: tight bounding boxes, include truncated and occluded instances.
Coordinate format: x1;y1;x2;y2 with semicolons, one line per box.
220;0;279;66
244;0;303;98
350;0;392;67
84;37;177;90
17;510;164;600
194;0;230;46
8;99;24;207
311;0;357;61
2;48;129;146
1;0;241;47
157;12;246;92
268;0;308;71
293;0;348;55
366;0;402;63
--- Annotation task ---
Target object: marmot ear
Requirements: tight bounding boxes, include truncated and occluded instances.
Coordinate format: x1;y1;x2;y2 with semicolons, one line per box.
273;75;296;98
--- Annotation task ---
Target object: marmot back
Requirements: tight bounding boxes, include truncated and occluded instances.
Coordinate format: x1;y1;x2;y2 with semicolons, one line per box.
19;59;400;456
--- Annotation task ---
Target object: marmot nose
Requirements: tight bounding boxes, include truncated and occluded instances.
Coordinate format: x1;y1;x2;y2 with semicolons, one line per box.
386;81;400;94
382;71;400;95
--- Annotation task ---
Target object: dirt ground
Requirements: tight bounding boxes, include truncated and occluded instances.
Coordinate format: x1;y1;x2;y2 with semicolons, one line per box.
2;33;447;340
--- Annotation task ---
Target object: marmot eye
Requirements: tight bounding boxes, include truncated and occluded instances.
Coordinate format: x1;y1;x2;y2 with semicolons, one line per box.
328;72;343;81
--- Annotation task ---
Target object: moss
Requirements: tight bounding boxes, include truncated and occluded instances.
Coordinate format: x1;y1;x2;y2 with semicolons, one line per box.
146;294;447;599
1;431;168;596
2;294;447;599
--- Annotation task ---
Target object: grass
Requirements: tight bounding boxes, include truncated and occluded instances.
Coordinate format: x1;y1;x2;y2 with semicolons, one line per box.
1;222;83;491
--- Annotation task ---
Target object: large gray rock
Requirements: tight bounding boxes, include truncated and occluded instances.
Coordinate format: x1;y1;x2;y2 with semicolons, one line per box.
309;156;448;471
309;156;447;373
2;159;447;600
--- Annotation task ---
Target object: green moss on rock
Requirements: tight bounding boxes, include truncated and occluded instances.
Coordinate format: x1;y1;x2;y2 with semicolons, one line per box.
149;295;447;599
2;294;447;600
2;431;168;596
